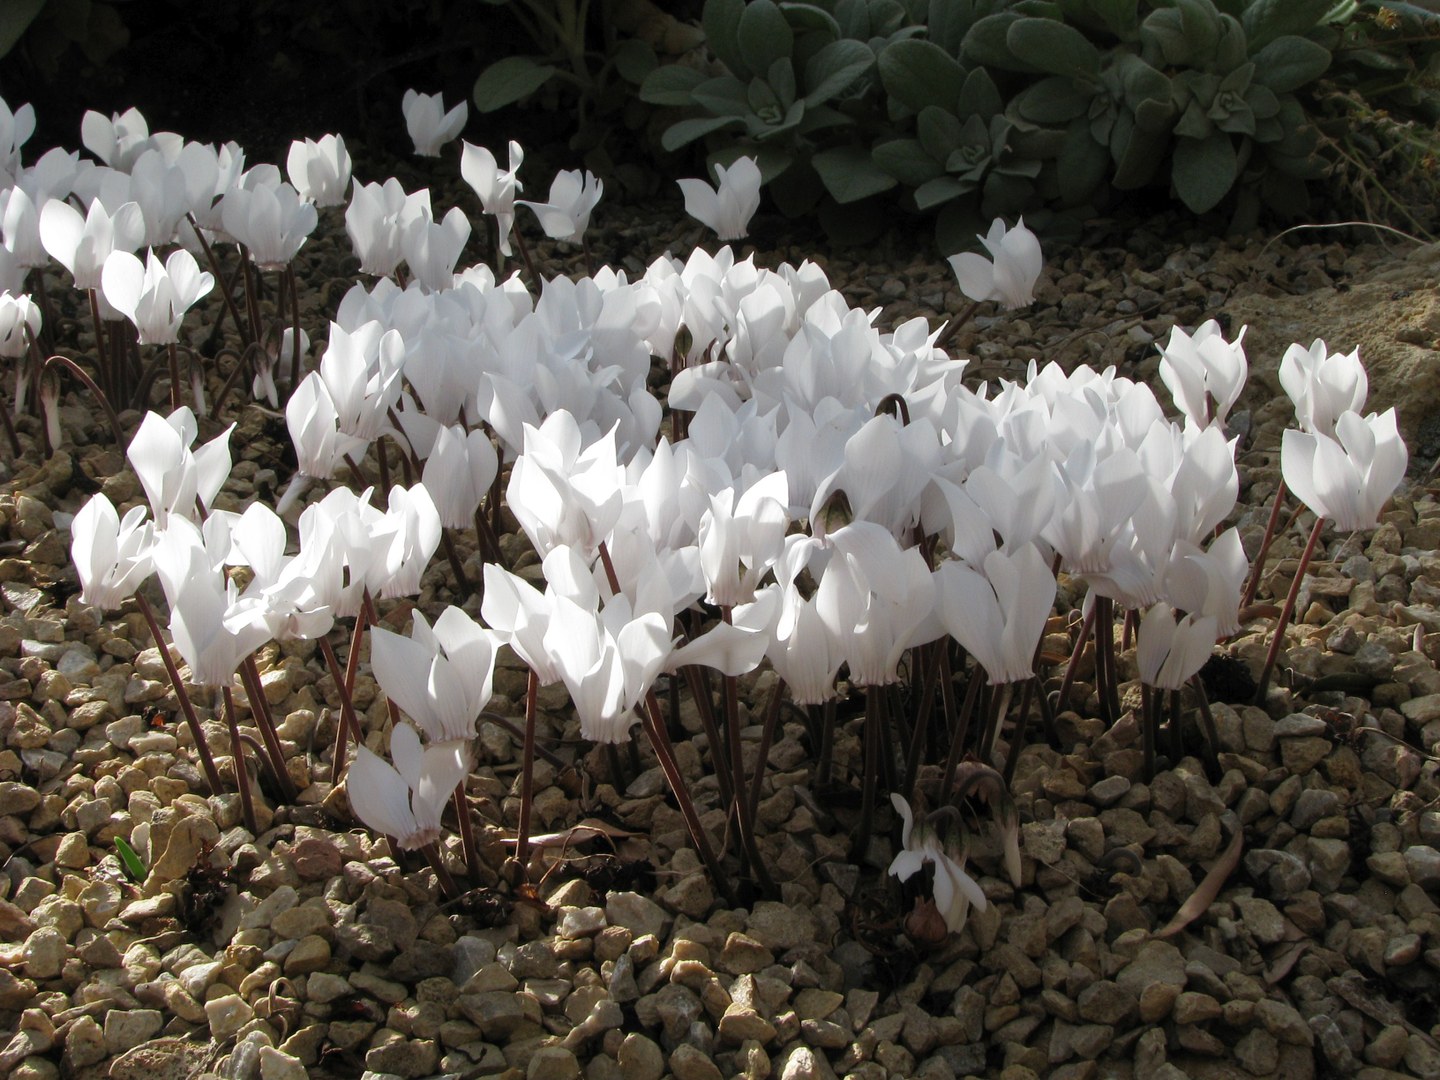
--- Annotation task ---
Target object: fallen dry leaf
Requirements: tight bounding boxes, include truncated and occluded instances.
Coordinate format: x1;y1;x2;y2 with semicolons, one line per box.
1154;826;1244;939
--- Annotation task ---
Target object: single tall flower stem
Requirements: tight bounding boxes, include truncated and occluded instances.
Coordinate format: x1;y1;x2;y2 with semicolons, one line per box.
814;700;836;787
239;247;262;344
86;290;110;401
1002;678;1036;785
1094;597;1120;726
189;214;252;348
166;342;182;411
746;677;786;828
0;386;20;456
512;226;539;287
223;686;259;835
1254;515;1327;705
135;593;225;796
321;633;366;786
719;607;775;897
419;840;460;900
1189;675;1222;779
1055;605;1096;715
1168;688;1185;762
940;669;985;795
933;300;982;351
439;527;472;592
286;265;302;391
1241;480;1289;609
1141;682;1157;781
642;690;736;906
978;682;1014;765
452;784;480;885
239;654;298;804
850;687;883;863
472;505;503;567
513;668;541;876
26;269;55;356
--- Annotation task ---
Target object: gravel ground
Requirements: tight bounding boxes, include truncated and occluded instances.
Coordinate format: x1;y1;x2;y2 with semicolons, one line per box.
2;186;1440;1080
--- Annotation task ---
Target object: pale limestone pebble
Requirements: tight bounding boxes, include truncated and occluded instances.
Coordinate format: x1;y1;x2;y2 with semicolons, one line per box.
103;1008;164;1055
62;1013;106;1069
363;1030;439;1077
616;1031;664;1080
605;890;669;941
258;1045;308;1080
205;993;255;1039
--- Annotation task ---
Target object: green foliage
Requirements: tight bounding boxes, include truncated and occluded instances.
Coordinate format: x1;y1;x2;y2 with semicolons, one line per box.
114;836;147;883
638;0;1439;244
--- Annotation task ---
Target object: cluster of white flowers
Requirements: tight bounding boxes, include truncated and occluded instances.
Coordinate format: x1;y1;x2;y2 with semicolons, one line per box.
1;87;1404;918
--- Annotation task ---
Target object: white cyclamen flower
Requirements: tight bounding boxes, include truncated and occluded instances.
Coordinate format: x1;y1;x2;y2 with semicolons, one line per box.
402;90;468;156
947;216;1043;310
518;169;602;245
1157;320;1247;429
286;134;352;207
461;139;523;255
101;247;213;345
677;155;762;241
70;494;156;609
1281;408;1407;533
347;723;473;850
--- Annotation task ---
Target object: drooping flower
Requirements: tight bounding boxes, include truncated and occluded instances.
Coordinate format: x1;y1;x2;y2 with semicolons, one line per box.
518;169;603;245
402;90;468;157
947;216;1042;310
1280;408;1408;533
347;723;473;850
889;793;988;934
677;155;762;241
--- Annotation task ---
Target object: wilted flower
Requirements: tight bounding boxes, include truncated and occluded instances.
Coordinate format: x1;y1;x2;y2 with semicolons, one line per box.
402;90;468;156
947;216;1042;310
888;793;987;934
677;155;762;241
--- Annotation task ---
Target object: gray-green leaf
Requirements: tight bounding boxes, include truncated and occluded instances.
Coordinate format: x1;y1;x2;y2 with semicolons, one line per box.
1173;131;1238;213
812;145;899;202
1251;35;1331;94
1006;17;1100;79
472;56;558;112
879;38;967;114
